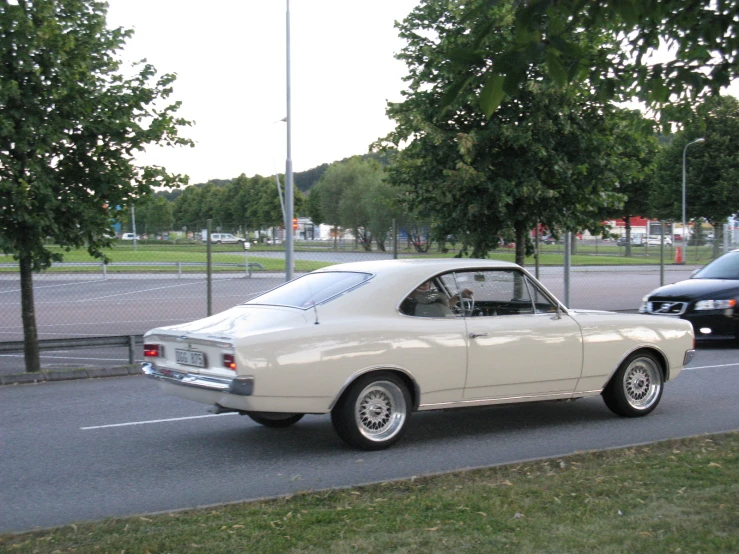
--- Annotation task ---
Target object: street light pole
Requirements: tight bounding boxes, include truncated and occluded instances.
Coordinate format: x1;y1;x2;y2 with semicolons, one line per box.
682;137;705;250
284;0;294;281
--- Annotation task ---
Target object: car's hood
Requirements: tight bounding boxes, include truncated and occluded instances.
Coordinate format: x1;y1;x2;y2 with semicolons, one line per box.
145;304;315;342
648;278;739;299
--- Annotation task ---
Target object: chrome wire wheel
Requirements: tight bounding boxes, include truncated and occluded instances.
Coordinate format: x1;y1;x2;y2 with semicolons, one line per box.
354;380;407;443
602;351;665;418
622;356;662;410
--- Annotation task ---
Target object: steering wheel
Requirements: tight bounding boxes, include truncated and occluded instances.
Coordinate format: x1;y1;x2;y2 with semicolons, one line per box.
449;293;474;316
460;296;475;317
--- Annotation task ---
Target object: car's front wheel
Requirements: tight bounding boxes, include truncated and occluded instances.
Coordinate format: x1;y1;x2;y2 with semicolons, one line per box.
246;412;304;428
602;351;664;417
331;372;411;450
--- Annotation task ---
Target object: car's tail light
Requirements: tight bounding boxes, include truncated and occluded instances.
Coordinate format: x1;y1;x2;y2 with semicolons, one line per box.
223;353;236;371
144;344;161;358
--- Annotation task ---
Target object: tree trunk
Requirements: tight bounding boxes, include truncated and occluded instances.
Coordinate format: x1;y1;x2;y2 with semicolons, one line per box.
514;221;526;266
19;252;41;372
625;216;632;257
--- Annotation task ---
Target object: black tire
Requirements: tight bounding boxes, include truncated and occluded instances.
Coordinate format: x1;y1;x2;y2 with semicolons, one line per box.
246;412;304;428
602;351;664;417
331;372;411;450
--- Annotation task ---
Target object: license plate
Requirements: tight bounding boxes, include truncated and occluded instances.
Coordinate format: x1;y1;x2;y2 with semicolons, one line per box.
175;349;205;367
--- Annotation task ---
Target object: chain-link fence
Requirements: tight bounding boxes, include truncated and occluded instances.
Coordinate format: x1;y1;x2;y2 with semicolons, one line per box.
1;229;735;373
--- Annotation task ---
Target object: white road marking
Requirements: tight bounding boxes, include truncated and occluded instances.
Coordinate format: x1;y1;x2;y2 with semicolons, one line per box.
0;280;109;294
81;413;237;430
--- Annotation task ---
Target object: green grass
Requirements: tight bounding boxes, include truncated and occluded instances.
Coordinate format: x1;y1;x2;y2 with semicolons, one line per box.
0;246;331;273
1;432;737;553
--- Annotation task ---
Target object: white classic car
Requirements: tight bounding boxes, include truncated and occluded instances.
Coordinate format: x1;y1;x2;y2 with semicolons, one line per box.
142;259;695;450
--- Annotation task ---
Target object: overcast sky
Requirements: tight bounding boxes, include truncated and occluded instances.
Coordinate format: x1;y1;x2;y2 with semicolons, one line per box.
105;0;420;185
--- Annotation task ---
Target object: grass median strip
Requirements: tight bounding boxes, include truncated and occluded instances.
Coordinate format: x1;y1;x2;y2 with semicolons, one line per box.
1;432;737;553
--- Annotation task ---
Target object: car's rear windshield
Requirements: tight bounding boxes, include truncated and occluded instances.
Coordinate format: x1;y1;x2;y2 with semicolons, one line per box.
245;271;372;309
693;251;739;279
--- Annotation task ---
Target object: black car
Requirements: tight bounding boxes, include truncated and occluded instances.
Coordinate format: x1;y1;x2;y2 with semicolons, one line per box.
639;249;739;342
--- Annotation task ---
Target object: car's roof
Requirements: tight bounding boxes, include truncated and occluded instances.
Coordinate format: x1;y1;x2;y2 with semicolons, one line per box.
318;258;519;293
308;259;525;315
314;258;519;277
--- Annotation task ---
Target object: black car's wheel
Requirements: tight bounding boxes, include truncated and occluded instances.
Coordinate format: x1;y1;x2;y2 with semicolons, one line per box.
246;412;304;428
332;372;411;450
602;351;664;417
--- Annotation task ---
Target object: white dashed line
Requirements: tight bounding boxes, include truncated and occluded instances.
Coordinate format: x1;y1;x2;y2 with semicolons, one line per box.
81;413;237;430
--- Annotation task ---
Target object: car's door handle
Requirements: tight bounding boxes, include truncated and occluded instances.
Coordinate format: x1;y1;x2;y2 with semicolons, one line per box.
469;333;489;339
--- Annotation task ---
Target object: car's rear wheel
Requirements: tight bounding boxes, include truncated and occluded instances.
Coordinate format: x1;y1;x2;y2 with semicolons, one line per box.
602;351;664;417
331;373;411;450
246;412;304;428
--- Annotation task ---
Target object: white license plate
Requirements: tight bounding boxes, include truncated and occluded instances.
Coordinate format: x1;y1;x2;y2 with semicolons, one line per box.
175;349;205;367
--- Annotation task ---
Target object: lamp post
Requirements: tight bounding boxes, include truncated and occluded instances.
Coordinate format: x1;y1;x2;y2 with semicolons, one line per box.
682;137;705;249
284;0;294;281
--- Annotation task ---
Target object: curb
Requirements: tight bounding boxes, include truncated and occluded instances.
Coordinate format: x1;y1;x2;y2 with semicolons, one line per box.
0;365;142;386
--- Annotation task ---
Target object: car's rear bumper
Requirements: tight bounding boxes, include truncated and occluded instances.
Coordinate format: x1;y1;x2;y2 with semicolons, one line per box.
141;362;254;396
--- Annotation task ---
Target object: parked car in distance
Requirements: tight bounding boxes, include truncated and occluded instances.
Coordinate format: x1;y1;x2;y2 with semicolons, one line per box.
209;233;245;244
645;236;673;246
540;235;556;245
142;259;695;450
120;233;139;240
617;236;648;246
640;248;739;342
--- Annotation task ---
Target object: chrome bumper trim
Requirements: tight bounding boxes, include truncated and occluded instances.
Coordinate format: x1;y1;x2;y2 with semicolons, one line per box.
141;362;253;396
683;349;696;366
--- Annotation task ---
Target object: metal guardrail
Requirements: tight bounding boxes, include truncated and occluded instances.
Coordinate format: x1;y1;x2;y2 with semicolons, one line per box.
0;335;144;364
0;260;265;277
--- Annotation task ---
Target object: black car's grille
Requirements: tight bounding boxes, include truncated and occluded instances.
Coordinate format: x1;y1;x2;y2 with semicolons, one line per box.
645;301;688;315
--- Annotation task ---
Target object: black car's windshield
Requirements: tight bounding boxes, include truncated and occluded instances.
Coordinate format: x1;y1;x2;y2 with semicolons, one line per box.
693;251;739;280
245;271;372;308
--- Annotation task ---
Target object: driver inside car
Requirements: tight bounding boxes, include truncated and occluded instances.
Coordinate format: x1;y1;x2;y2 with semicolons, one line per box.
401;280;473;317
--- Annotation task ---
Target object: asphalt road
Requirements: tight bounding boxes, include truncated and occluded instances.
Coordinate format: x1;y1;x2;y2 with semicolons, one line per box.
0;265;699;373
1;346;737;533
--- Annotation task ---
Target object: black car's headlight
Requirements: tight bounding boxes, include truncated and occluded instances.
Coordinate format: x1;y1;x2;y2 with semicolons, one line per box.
694;299;736;311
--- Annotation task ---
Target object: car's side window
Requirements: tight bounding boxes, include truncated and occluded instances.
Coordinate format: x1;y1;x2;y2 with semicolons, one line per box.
453;269;537;317
400;274;461;318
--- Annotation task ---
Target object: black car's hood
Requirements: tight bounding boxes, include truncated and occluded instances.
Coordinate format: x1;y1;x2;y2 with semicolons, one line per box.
649;278;739;299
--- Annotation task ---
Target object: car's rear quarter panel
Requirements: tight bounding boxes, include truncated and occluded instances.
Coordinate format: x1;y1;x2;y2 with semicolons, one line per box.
232;314;467;413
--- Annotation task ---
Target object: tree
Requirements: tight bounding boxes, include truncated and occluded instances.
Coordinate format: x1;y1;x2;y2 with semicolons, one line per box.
310;157;387;250
135;196;174;236
444;0;739;125
172;184;203;231
0;0;192;371
379;0;624;265
603;110;660;257
652;95;739;256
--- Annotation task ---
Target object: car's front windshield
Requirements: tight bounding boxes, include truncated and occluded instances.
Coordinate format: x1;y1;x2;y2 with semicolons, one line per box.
245;271;372;309
693;251;739;280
